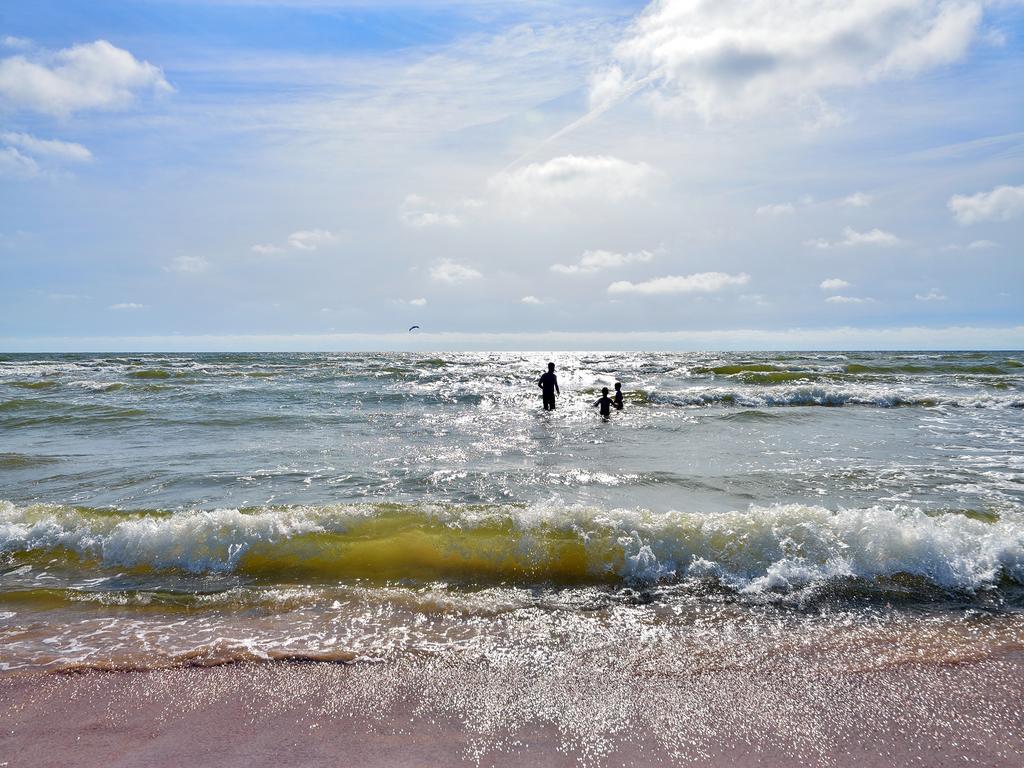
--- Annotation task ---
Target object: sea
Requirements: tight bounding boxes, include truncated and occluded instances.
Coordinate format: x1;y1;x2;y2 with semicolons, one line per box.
1;350;1023;682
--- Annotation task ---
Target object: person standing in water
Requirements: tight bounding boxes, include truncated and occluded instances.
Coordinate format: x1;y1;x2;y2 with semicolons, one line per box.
537;362;560;411
613;382;624;410
593;387;613;419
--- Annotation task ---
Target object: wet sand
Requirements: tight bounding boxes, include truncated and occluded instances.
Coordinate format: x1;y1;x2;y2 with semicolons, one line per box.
2;651;1022;768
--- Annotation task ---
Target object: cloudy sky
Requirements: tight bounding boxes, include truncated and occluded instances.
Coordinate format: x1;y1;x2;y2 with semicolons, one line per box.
1;0;1022;351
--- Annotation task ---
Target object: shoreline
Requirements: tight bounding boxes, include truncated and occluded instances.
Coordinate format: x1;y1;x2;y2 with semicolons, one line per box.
2;651;1022;768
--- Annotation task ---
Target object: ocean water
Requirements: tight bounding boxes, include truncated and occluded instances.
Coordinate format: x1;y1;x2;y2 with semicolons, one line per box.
1;351;1022;672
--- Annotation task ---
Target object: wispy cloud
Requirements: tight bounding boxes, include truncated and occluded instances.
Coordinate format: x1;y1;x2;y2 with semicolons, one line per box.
755;203;796;217
826;295;875;305
287;229;337;250
608;272;750;296
490;155;656;211
842;192;873;207
915;289;947;301
165;255;209;274
807;227;901;249
400;194;461;228
0;147;39;179
430;259;481;284
108;302;145;310
551;249;654;275
1;132;92;162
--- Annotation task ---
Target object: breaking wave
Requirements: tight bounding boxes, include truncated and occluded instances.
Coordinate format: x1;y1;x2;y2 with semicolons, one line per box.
2;501;1021;594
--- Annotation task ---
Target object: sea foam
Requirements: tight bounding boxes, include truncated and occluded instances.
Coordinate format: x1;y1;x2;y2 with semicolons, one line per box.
2;500;1021;593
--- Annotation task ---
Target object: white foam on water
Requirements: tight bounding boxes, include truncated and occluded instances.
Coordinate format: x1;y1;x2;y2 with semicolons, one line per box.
1;500;1021;593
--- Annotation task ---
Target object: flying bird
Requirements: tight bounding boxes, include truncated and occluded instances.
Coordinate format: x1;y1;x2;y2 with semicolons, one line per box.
408;325;420;332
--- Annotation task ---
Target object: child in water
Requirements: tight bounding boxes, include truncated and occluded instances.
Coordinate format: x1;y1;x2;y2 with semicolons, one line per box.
613;382;624;410
593;387;613;419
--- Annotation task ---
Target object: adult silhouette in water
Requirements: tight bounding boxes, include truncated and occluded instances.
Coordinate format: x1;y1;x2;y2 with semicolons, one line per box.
593;387;613;419
538;362;560;411
613;382;624;410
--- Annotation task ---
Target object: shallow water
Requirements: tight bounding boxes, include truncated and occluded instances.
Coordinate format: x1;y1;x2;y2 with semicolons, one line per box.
1;351;1022;671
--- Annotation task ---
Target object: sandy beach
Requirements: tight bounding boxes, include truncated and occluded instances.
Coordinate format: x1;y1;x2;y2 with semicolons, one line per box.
2;648;1022;768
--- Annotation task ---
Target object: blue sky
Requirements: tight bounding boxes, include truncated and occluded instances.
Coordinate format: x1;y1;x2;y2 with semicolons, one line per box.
1;0;1022;351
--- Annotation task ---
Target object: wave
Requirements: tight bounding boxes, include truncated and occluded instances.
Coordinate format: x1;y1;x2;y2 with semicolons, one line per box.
0;453;62;469
1;501;1020;594
691;360;1023;377
650;387;1024;409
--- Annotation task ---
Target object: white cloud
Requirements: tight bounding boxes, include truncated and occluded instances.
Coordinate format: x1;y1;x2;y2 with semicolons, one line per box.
608;271;750;296
489;155;655;209
739;293;770;306
948;184;1024;224
0;147;39;179
594;0;984;121
807;226;901;248
165;255;209;274
843;192;873;207
0;39;172;116
400;194;461;228
521;295;543;305
756;203;795;216
287;229;337;250
109;302;145;310
430;259;481;284
251;243;284;255
820;278;851;291
409;298;427;307
551;248;654;275
825;295;875;304
2;36;32;51
941;238;1000;251
915;289;947;301
1;132;92;162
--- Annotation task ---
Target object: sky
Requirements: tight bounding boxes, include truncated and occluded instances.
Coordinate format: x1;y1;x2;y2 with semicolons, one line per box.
1;0;1023;351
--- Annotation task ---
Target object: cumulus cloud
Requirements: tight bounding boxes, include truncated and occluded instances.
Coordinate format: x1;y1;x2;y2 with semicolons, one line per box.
1;132;92;162
593;0;984;120
0;39;172;116
825;295;875;304
489;155;655;209
843;192;873;207
287;229;337;251
400;194;461;228
551;249;654;275
109;302;145;310
948;184;1024;224
755;203;795;216
608;271;750;295
807;226;901;248
820;278;851;291
915;288;947;301
521;295;543;305
165;255;209;274
430;259;482;284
